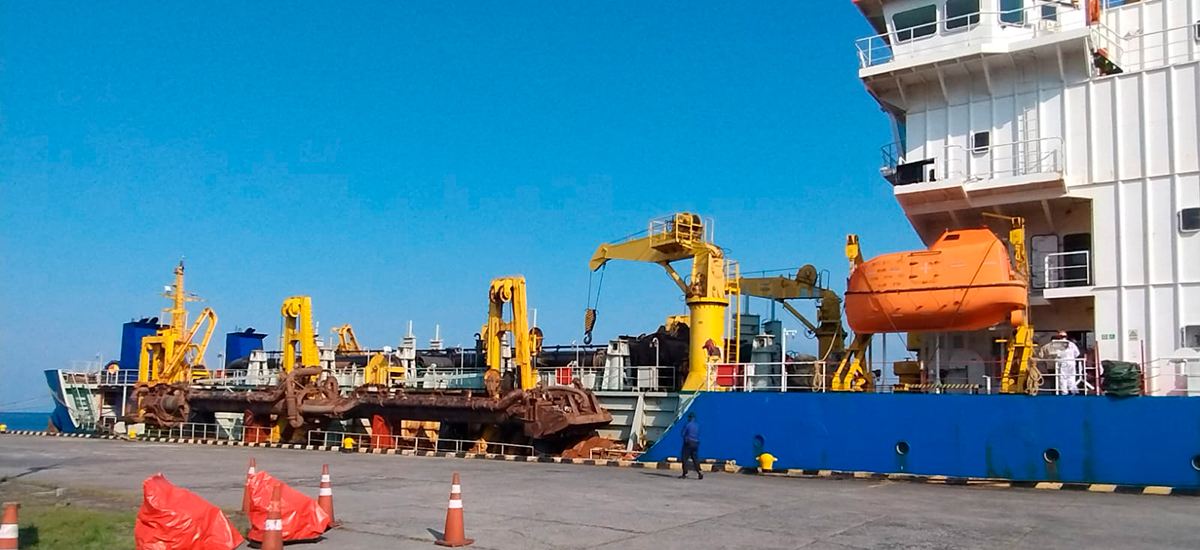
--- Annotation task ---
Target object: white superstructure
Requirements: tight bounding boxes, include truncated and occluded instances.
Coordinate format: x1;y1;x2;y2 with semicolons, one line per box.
853;0;1200;394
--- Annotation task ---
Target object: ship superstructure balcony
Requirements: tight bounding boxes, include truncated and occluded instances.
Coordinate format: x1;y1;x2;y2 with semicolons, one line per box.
882;136;1066;215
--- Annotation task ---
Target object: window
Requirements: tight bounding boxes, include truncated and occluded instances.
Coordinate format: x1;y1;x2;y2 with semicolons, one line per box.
945;0;981;30
971;131;991;153
893;5;938;42
1042;4;1058;22
1000;0;1025;25
1181;207;1200;232
1184;326;1200;349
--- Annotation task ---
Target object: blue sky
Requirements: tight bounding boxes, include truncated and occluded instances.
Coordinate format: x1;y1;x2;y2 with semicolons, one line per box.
0;1;919;411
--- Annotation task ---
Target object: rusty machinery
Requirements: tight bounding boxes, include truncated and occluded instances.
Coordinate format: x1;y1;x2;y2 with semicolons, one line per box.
127;267;611;448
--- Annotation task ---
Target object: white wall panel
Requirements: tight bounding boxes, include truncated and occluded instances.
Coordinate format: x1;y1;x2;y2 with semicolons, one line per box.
1146;177;1176;284
1088;185;1118;287
1144;69;1171;177
1172;64;1198;174
1122;287;1148;362
1064;84;1089;184
1116;76;1143;180
1151;286;1177;354
1121;180;1146;285
1090;79;1117;183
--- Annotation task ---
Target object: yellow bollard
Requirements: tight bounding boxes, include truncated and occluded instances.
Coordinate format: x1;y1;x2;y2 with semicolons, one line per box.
128;428;138;439
341;437;355;451
0;424;7;432
757;452;777;471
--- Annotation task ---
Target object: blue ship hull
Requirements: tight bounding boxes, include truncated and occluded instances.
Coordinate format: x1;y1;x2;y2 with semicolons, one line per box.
642;392;1200;489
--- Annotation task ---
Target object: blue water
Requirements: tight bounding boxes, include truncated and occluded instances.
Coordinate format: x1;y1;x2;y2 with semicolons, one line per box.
0;411;52;431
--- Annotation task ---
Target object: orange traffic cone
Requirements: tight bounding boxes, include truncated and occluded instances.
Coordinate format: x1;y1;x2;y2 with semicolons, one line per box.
434;474;473;547
317;464;340;528
260;484;284;550
0;502;19;550
242;457;256;514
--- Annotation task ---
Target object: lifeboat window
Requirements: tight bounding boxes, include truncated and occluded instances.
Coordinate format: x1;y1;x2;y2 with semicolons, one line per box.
943;234;961;241
1180;207;1200;232
893;5;938;42
971;131;990;154
945;0;980;30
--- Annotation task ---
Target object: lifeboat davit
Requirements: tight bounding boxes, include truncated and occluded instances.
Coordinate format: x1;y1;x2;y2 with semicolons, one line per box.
845;228;1027;333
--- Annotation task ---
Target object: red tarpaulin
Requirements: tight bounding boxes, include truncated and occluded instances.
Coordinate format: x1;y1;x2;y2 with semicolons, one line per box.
135;473;244;550
246;470;331;542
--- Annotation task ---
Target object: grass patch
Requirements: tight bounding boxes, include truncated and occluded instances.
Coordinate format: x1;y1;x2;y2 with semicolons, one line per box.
17;505;137;550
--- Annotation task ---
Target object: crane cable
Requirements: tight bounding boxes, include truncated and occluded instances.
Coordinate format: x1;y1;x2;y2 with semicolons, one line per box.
584;267;606;345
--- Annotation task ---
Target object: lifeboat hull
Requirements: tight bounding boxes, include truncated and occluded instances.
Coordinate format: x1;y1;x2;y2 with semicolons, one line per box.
845;228;1027;333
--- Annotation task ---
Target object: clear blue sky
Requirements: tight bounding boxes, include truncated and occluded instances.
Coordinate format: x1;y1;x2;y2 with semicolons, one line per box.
0;1;919;412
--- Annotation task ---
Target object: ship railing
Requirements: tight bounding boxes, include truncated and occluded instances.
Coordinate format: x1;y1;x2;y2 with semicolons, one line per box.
1043;250;1092;288
306;430;536;456
1099;20;1200;75
1142;357;1200;397
703;361;829;393
141;421;264;442
942;137;1064;183
98;369;142;386
855;4;1087;69
1026;358;1101;395
540;365;677;392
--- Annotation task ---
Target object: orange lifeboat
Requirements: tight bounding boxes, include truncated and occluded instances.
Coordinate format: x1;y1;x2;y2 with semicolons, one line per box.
845;228;1027;333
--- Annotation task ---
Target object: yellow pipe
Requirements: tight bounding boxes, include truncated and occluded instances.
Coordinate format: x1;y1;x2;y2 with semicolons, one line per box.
683;297;727;391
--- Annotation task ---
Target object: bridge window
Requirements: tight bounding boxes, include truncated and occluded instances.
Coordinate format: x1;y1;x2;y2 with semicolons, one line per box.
1183;326;1200;349
945;0;981;30
1000;0;1025;25
894;5;938;42
1180;207;1200;232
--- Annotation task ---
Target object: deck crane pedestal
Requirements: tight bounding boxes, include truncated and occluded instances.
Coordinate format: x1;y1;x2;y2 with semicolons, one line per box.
588;213;735;392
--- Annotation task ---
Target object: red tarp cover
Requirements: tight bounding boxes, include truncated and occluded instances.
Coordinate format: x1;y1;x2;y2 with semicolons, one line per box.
246;470;331;541
135;473;244;550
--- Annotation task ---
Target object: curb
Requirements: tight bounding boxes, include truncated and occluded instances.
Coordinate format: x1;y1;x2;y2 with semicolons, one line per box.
3;430;1193;496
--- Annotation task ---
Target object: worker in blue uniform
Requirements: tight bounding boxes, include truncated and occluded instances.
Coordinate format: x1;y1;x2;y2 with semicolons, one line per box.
679;413;703;479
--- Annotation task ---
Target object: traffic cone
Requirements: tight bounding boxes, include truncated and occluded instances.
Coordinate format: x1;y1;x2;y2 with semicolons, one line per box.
317;464;340;528
434;474;473;547
0;502;19;550
242;457;256;514
260;484;284;550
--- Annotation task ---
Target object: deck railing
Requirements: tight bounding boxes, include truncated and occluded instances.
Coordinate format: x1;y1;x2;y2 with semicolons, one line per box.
855;4;1084;69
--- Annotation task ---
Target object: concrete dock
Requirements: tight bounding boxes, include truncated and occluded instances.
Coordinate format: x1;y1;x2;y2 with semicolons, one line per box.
0;436;1195;549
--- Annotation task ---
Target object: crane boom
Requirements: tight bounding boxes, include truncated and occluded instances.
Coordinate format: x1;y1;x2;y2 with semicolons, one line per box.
737;264;846;360
588;213;733;391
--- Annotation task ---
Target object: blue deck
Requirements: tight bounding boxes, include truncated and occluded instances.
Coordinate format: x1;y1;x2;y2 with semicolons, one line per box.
642;392;1200;488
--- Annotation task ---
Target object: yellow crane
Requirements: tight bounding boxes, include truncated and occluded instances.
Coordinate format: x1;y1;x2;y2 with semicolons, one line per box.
984;213;1036;394
138;260;218;385
832;235;874;391
588;213;736;391
332;324;362;353
737;264;846;361
281;296;320;373
482;276;539;392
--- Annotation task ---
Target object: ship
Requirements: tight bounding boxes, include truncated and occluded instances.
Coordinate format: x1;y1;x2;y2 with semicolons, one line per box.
47;0;1200;488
